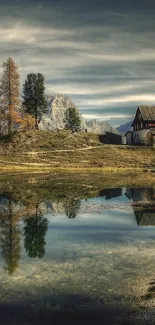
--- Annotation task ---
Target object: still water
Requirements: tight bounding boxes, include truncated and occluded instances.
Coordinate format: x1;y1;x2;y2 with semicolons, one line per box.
0;182;155;323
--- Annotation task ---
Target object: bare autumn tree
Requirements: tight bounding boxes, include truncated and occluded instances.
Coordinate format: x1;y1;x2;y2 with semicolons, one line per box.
0;57;21;134
0;106;7;136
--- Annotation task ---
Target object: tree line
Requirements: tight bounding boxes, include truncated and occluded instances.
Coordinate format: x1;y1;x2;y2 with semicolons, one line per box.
0;57;82;136
0;57;48;135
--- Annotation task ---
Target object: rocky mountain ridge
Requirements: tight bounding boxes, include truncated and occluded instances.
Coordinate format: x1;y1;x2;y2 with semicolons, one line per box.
39;94;86;131
85;119;119;135
117;121;132;134
39;94;119;134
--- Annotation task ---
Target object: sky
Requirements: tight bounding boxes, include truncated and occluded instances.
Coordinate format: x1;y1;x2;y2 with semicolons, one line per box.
0;0;155;127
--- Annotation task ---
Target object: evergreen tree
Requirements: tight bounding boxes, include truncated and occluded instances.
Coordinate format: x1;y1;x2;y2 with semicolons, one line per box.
22;73;48;129
0;57;21;134
23;203;48;258
63;107;81;132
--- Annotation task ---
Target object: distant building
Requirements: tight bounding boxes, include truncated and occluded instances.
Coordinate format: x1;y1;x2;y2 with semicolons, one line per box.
125;130;133;145
105;132;123;144
131;106;155;145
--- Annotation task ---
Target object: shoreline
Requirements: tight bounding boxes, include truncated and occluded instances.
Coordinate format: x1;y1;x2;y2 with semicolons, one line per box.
0;166;149;174
0;169;155;190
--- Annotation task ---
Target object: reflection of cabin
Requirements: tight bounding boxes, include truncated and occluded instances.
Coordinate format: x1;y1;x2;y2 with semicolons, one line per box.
131;106;155;145
99;188;122;199
125;188;155;226
125;188;155;202
134;205;155;226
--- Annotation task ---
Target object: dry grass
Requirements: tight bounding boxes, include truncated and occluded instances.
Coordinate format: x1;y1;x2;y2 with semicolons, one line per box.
0;130;155;172
0;130;101;151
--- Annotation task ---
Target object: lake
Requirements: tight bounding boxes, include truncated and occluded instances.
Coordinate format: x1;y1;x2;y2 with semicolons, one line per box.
0;175;155;324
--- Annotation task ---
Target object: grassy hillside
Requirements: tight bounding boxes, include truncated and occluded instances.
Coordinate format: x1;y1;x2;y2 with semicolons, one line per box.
0;130;155;172
0;130;102;151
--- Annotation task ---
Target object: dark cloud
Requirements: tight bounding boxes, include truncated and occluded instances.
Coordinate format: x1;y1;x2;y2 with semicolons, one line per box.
0;0;155;126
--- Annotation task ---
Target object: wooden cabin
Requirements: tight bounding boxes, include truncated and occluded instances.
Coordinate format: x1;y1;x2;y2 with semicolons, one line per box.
131;106;155;145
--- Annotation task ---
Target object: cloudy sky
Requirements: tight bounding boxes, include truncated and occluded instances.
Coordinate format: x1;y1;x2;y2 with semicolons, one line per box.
0;0;155;127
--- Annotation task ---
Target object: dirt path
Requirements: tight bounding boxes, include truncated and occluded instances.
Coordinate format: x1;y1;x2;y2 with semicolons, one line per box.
26;145;102;154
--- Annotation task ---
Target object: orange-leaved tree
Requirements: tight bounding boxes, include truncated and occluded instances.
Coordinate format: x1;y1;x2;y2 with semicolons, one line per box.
19;112;35;131
0;57;21;135
0;106;7;136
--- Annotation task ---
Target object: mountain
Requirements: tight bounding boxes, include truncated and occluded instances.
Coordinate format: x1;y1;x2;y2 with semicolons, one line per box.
85;119;119;135
117;121;132;134
39;94;120;135
39;94;86;131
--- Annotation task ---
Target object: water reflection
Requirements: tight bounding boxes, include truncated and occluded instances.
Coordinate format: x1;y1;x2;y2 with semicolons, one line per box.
126;188;155;226
0;186;155;276
99;188;122;200
0;198;21;276
23;203;48;258
64;198;81;219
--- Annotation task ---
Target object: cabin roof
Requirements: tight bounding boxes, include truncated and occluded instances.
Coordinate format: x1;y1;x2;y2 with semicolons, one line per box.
139;106;155;121
132;106;155;126
125;130;133;136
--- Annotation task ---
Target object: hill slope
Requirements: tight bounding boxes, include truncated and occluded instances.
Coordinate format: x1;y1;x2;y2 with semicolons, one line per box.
0;130;155;171
0;130;102;151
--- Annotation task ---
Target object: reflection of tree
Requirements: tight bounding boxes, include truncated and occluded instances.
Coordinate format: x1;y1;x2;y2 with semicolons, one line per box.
64;198;81;219
0;199;21;276
23;203;48;258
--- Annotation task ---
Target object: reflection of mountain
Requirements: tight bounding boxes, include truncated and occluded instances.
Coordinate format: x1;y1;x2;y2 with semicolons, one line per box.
99;188;122;200
125;188;155;226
